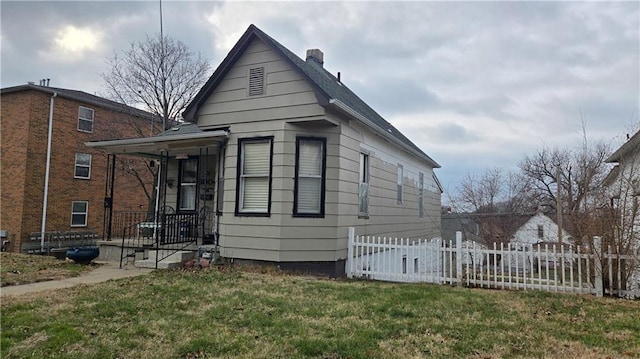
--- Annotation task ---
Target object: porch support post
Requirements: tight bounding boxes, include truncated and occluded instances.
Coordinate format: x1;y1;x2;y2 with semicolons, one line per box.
106;154;116;241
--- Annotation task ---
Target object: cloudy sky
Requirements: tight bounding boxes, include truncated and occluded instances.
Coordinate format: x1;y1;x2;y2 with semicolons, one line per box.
2;1;639;201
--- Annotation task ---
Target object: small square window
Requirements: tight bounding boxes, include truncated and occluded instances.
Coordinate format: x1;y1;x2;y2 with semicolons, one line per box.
71;201;88;227
78;106;94;132
74;153;92;179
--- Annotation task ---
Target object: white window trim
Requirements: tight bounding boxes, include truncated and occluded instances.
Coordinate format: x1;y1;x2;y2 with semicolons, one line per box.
74;153;92;179
71;201;88;227
77;106;94;133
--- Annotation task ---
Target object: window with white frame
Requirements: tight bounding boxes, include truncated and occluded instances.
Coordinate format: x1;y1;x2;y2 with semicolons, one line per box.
248;67;265;96
74;153;92;179
77;106;94;132
178;159;198;211
397;164;403;204
537;224;544;239
71;201;88;227
359;152;369;217
418;172;424;218
236;137;272;215
294;137;325;216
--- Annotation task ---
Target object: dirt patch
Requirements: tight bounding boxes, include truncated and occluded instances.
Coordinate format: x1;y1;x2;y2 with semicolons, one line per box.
1;252;94;287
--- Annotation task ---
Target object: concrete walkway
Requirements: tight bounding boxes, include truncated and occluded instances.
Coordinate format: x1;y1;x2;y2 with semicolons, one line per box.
0;261;153;298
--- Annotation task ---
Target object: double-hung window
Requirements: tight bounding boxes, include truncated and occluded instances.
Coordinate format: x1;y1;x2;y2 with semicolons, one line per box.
236;137;272;215
77;106;94;132
397;164;403;204
178;159;198;211
294;137;326;216
358;152;369;217
418;172;424;218
74;153;92;179
71;201;88;227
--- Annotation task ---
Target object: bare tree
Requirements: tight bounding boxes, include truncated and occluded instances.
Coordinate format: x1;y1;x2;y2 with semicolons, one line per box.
101;33;210;130
520;145;610;213
456;168;534;214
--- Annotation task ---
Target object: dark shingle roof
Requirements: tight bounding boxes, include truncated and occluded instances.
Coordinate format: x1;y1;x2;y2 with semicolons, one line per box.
1;84;158;121
184;24;439;168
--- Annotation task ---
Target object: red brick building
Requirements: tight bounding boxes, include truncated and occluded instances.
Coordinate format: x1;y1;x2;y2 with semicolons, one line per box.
1;83;158;252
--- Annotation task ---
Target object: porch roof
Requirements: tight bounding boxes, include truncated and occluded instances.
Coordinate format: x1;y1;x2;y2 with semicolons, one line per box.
85;129;229;158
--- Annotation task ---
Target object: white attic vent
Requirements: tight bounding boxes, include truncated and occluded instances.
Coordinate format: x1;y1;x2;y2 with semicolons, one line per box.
249;67;265;96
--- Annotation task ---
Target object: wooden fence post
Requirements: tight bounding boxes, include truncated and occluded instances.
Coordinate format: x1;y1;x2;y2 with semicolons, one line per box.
347;227;355;278
456;231;463;287
593;236;603;297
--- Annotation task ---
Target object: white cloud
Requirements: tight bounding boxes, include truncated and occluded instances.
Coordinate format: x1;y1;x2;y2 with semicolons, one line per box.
39;25;103;63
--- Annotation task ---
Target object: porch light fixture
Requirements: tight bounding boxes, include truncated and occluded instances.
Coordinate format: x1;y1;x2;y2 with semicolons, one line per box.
175;153;189;160
167;178;175;188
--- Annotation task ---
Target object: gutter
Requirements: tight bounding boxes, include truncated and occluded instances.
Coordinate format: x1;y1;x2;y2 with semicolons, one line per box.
328;99;441;168
41;92;57;252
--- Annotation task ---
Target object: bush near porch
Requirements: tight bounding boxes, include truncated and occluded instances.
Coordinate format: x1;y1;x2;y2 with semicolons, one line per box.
1;265;639;359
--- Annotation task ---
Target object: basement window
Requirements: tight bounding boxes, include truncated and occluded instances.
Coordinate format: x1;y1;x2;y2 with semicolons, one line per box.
248;67;265;96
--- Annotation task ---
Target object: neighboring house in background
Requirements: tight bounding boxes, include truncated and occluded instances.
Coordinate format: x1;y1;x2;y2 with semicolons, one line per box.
441;211;573;247
604;130;640;294
509;211;573;246
1;83;157;253
87;24;442;276
605;130;640;235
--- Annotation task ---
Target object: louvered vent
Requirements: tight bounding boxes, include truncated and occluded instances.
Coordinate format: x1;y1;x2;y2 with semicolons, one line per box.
249;67;265;96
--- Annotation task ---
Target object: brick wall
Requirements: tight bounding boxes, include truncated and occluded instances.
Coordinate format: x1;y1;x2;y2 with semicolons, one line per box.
1;88;156;252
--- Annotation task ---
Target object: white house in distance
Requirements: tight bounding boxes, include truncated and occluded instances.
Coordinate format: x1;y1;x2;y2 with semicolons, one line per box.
604;130;640;294
509;211;573;246
87;24;442;276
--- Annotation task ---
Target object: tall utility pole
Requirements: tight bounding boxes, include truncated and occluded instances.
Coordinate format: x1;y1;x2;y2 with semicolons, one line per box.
556;164;563;245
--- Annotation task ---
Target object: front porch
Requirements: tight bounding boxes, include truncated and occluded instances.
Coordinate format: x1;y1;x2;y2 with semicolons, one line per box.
98;210;219;269
86;125;229;269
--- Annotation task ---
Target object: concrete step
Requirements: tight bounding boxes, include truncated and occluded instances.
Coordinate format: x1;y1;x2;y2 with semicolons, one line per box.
134;250;195;269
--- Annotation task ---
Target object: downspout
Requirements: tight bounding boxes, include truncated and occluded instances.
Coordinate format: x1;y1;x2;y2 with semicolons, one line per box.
40;92;57;252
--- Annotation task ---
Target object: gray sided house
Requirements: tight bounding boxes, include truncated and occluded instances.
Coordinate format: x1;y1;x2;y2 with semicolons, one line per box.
87;25;442;276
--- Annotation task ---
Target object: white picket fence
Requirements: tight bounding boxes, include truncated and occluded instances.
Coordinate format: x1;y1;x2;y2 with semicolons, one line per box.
346;228;640;298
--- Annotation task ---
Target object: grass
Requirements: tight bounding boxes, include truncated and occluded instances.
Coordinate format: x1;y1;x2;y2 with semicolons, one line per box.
0;252;94;287
1;264;639;359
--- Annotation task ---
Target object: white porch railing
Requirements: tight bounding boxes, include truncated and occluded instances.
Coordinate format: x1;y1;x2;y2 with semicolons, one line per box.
346;228;640;298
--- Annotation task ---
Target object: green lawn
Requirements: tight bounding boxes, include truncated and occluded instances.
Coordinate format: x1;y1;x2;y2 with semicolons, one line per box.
1;265;639;359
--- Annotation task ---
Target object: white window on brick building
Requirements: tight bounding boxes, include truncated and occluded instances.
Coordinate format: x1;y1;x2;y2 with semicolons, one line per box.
74;153;92;179
78;106;94;132
71;201;88;227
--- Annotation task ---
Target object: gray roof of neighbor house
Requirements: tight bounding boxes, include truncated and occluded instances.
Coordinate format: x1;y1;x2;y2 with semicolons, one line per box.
183;24;440;168
606;130;640;163
1;84;158;121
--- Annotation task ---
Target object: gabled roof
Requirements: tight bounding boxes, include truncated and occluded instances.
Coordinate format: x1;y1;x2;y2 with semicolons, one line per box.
183;24;439;168
1;84;158;121
606;130;640;163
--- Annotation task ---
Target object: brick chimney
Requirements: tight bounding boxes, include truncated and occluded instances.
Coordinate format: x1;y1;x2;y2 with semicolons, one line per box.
306;49;324;66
